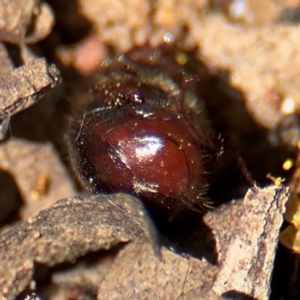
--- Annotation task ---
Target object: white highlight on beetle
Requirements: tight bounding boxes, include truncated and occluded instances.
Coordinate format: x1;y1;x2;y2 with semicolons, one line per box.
135;137;163;159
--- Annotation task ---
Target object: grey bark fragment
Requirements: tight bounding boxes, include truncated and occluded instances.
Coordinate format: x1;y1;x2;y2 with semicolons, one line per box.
52;252;115;294
0;185;288;299
0;139;77;219
100;185;288;300
0;58;61;140
0;0;54;44
0;58;61;119
203;185;289;300
98;243;221;300
0;193;159;300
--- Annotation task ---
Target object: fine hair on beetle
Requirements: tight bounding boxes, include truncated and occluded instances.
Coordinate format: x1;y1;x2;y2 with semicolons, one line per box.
66;44;232;222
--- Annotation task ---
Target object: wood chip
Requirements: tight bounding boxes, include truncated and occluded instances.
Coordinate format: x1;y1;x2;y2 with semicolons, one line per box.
0;58;61;140
204;185;289;300
0;193;159;300
0;139;76;219
98;243;221;300
0;58;61;119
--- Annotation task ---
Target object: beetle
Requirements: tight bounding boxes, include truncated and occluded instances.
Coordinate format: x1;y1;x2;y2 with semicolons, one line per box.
67;44;224;218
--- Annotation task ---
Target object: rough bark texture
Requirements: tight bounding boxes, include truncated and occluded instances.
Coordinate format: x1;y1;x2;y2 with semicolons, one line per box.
0;193;159;300
0;0;298;299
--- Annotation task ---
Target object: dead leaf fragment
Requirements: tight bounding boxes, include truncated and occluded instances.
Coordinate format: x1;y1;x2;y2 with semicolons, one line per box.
0;0;54;44
0;193;159;300
98;243;221;300
0;139;76;219
52;252;115;295
24;2;55;44
0;58;61;140
192;16;300;133
0;58;61;120
204;185;289;300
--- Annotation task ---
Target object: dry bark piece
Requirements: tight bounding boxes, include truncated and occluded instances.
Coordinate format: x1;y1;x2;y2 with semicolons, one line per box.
0;58;61;119
79;0;151;52
203;185;289;300
191;15;300;135
0;193;159;300
0;58;61;140
76;0;209;52
97;186;288;300
0;0;37;43
24;2;55;44
52;251;116;296
0;0;54;44
0;139;77;219
0;43;14;75
98;243;221;300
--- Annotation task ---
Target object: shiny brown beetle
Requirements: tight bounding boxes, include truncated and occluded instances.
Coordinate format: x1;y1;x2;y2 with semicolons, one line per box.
67;44;223;217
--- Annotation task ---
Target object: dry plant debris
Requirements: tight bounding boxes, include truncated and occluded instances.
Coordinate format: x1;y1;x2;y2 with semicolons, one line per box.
0;59;61;140
0;0;298;299
0;59;60;120
0;185;288;300
0;0;54;44
0;193;160;300
51;252;116;297
204;185;289;299
0;0;55;74
98;243;221;300
0;139;76;219
191;15;300;137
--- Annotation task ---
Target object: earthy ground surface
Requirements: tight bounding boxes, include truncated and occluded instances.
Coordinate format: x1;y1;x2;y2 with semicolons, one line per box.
1;0;300;299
